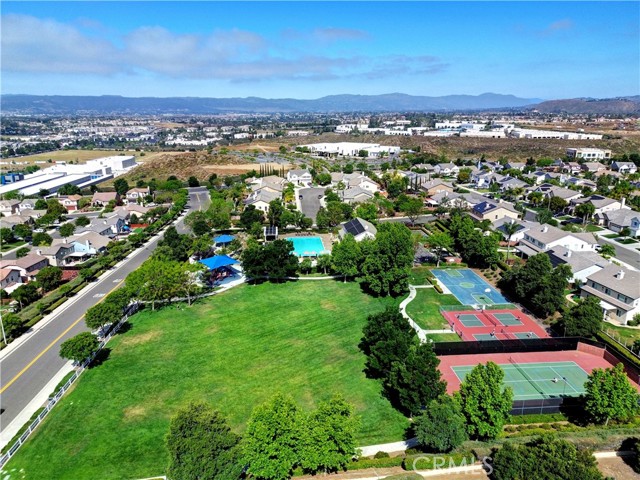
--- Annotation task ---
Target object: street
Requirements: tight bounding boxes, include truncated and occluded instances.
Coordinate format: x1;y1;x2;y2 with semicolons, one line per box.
297;187;325;224
0;188;209;435
597;235;640;270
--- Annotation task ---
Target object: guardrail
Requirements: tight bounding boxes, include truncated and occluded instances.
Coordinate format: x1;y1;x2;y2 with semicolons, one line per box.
0;302;140;469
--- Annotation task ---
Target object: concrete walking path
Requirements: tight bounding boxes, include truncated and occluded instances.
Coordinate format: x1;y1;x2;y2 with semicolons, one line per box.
399;285;430;342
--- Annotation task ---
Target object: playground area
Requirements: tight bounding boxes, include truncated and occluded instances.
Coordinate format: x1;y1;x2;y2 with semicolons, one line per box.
432;268;508;305
440;306;549;342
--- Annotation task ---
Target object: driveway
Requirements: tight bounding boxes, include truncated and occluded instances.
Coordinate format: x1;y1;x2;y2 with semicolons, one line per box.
298;187;326;224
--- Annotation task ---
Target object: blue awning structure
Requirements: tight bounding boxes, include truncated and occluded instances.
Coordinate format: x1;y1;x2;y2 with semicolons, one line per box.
199;255;239;270
214;234;235;244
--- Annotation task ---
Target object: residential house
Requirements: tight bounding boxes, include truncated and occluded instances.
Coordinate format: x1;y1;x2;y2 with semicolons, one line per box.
546;246;609;284
472;171;503;188
250;175;286;194
2;215;33;229
126;187;151;204
580;266;640;324
572;195;630;224
565;177;597;190
244;189;281;212
53;231;111;259
611;162;638;175
470;200;520;222
630;215;640;237
36;243;75;267
339;217;377;242
601;209;639;235
493;219;539;243
547;186;583;203
528;171;550;185
498;176;528;192
580;162;607;174
340;187;375;204
57;194;83;212
0;267;23;293
18;199;39;213
516;223;598;258
504;162;526;171
419;179;454;196
344;173;379;193
91;191;119;207
562;162;582;175
434;163;459;176
286;169;313;186
0;199;20;217
0;253;50;282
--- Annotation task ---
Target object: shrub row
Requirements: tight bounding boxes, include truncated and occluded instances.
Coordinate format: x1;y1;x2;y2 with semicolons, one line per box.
596;332;640;369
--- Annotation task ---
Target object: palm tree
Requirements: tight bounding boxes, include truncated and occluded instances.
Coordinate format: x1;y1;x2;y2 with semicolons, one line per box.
502;220;520;264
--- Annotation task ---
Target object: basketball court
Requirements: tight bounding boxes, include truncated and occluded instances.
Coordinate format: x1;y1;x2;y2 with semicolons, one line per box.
432;268;508;305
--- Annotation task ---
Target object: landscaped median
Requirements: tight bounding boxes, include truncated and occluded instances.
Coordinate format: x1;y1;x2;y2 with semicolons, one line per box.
5;281;409;480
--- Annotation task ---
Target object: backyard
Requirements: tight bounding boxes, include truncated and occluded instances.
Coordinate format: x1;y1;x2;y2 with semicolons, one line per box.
405;287;461;330
6;281;409;480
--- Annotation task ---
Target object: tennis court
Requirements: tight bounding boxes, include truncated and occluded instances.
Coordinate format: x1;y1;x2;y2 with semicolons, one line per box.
457;314;485;327
432;268;508;305
493;312;522;326
452;361;589;400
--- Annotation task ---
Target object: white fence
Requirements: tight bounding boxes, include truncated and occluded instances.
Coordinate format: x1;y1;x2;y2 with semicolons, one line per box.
0;302;141;469
602;327;640;359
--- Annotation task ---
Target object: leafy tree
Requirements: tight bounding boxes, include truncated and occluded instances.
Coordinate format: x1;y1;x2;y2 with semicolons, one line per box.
456;168;472;184
399;196;424;225
187;176;200;187
316;254;332;274
457;362;513;440
35;198;48;210
192;218;210;236
58;222;76;238
598;244;615;258
46;198;68;218
299;257;312;274
2;312;24;340
359;307;416;379
575;202;596;225
243;394;301;480
528;191;544;206
32;232;53;246
384;342;446;416
315;172;332;186
549;196;568;213
14;223;32;239
58;183;81;195
59;332;100;363
502;221;520;264
354;202;378;223
299;395;358;474
584;363;640;425
207;198;232;230
239;205;265;229
414;395;468;453
268;199;285;227
560;296;602;337
11;283;41;309
426;231;453;267
113;178;130;196
263;240;299;281
0;227;15;245
491;435;603;480
361;222;414;296
16;246;30;258
36;266;63;292
85;301;120;332
166;401;241;480
126;258;185;310
75;215;91;227
331;234;362;282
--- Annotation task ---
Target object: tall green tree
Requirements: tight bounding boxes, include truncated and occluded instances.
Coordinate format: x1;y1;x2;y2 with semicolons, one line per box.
501;221;520;264
207;198;232;230
267;199;285;227
414;395;468;453
239;205;265;229
331;234;362;282
32;232;53;246
426;231;453;267
299;395;359;474
59;332;100;363
384;342;446;416
584;363;640;425
361;222;414;296
36;266;63;292
243;394;301;480
11;283;41;309
165;401;241;480
85;301;120;332
113;178;130;196
400;196;424;225
58;222;76;238
457;362;513;440
354;202;378;223
575;202;596;225
560;296;602;337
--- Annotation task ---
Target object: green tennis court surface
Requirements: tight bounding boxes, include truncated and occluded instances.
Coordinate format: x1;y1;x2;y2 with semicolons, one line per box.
494;312;522;326
458;314;485;327
473;333;496;341
513;332;538;339
452;361;589;400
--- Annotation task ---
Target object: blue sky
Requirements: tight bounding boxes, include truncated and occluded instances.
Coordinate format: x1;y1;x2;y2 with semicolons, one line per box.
1;1;638;99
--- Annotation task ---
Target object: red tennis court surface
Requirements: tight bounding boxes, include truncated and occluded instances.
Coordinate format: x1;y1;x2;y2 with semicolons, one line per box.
438;344;640;395
441;307;549;342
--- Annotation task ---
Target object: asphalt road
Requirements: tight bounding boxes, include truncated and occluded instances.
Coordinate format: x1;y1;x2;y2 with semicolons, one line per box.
379;214;436;225
0;188;209;431
298;187;326;224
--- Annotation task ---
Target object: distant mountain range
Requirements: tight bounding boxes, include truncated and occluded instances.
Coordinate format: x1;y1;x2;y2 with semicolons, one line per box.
1;93;638;115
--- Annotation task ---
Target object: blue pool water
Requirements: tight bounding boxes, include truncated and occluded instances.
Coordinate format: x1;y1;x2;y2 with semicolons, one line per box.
286;237;326;257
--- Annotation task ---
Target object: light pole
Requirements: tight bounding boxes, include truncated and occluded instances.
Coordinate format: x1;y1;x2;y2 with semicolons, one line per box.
0;313;8;347
562;377;568;396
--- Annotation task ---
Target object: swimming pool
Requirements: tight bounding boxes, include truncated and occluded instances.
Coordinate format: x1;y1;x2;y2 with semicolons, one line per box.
286;237;326;257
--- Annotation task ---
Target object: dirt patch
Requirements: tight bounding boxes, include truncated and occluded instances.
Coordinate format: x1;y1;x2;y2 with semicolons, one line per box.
120;330;161;347
320;299;338;311
122;404;147;422
597;456;639;480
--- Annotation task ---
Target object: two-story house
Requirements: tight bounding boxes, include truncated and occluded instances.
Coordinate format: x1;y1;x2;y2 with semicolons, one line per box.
580;266;640;324
286;169;313;186
92;191;120;207
516;223;598;258
0;267;23;293
0;254;50;282
57;194;83;212
126;187;151;205
0;200;21;217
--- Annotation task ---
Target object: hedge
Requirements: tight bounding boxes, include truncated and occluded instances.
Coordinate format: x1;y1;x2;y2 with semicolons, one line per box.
596;332;640;369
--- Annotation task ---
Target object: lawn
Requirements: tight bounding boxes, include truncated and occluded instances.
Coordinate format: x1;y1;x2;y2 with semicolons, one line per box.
602;323;640;347
0;240;26;252
6;281;409;480
409;266;434;285
585;224;603;233
426;332;461;342
405;287;460;330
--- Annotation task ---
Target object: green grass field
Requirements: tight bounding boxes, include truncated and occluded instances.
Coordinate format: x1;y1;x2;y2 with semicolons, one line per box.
405;287;460;330
408;266;434;285
6;281;409;480
426;333;461;342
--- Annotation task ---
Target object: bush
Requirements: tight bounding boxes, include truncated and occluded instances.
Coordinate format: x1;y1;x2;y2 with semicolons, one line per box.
346;456;404;470
374;451;390;459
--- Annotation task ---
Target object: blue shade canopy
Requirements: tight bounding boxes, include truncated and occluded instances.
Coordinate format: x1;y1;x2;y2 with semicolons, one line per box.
199;255;239;270
214;234;235;244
